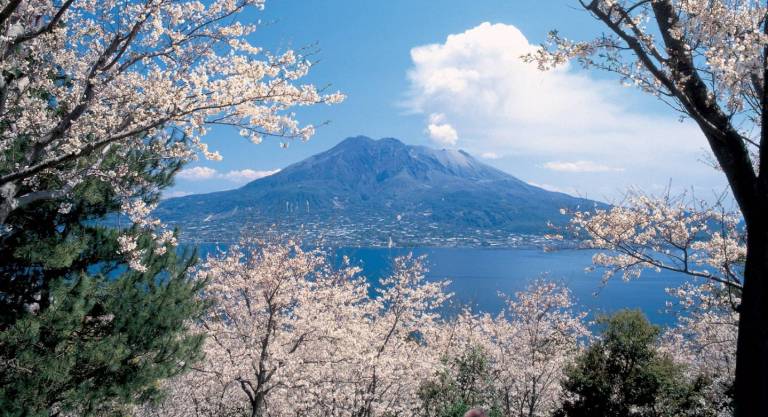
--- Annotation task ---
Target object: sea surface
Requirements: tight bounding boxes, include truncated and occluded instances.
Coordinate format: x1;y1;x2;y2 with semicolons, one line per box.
197;245;687;327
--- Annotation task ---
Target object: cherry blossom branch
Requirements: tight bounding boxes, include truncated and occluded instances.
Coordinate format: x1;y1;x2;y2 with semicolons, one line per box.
10;0;74;47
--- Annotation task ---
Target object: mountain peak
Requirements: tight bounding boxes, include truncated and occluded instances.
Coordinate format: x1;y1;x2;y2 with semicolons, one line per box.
158;135;599;243
335;135;374;146
332;136;405;150
335;135;403;144
333;136;471;160
278;136;510;186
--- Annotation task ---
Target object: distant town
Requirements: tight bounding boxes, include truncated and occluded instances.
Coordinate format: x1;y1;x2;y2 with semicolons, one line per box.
172;210;565;249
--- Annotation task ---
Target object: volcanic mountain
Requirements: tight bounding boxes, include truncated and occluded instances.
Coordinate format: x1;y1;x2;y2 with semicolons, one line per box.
157;136;599;245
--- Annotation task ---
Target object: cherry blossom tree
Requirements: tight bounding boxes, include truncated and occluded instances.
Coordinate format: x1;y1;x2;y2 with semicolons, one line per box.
0;0;343;259
142;244;451;417
495;282;590;417
346;254;451;417
563;192;745;291
559;192;741;413
144;241;367;417
421;311;501;414
426;281;589;417
527;2;768;413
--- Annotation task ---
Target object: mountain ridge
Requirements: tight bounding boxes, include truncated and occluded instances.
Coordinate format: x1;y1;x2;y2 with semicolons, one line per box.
157;136;599;246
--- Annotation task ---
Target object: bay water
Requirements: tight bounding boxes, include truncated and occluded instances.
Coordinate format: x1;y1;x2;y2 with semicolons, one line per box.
198;244;686;326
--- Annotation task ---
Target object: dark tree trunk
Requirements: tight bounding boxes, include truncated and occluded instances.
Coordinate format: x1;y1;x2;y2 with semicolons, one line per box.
251;385;266;417
578;1;768;414
735;210;768;417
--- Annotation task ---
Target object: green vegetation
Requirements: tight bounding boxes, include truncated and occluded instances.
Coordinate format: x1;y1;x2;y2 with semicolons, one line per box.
555;310;717;417
0;143;206;416
0;2;744;415
419;347;501;417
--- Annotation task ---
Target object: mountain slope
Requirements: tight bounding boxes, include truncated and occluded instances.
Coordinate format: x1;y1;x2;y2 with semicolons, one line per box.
157;136;599;245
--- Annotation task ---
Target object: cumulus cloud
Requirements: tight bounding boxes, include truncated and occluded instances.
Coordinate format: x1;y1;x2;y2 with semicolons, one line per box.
177;167;280;183
405;22;719;195
177;166;218;181
424;113;459;146
543;160;624;173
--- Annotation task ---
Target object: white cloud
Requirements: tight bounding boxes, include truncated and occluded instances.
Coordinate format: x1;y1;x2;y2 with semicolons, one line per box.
405;22;720;195
177;166;218;181
222;169;281;182
543;160;624;173
177;167;280;183
426;114;459;146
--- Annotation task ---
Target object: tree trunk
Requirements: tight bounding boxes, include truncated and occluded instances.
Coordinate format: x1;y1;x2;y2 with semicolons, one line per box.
250;393;264;417
734;215;768;417
0;182;17;225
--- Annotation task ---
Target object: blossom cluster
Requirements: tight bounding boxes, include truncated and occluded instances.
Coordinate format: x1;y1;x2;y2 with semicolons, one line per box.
562;192;745;289
141;241;448;417
661;282;738;415
0;0;344;267
556;191;740;414
426;281;591;416
139;242;594;417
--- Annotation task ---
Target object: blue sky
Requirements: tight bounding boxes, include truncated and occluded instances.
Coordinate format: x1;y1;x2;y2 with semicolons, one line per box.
167;0;728;203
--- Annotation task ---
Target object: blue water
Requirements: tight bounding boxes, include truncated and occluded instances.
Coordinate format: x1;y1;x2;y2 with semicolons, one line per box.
335;247;684;326
197;245;684;327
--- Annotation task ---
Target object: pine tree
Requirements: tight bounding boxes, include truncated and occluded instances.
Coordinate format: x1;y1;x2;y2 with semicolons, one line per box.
0;138;207;416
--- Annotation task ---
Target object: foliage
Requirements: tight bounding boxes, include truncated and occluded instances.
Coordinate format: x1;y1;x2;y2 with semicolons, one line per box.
424;281;589;417
0;244;206;417
554;191;739;413
143;244;594;417
527;2;768;411
0;0;344;265
555;310;717;417
661;283;737;415
0;138;206;416
0;1;344;412
419;347;500;417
